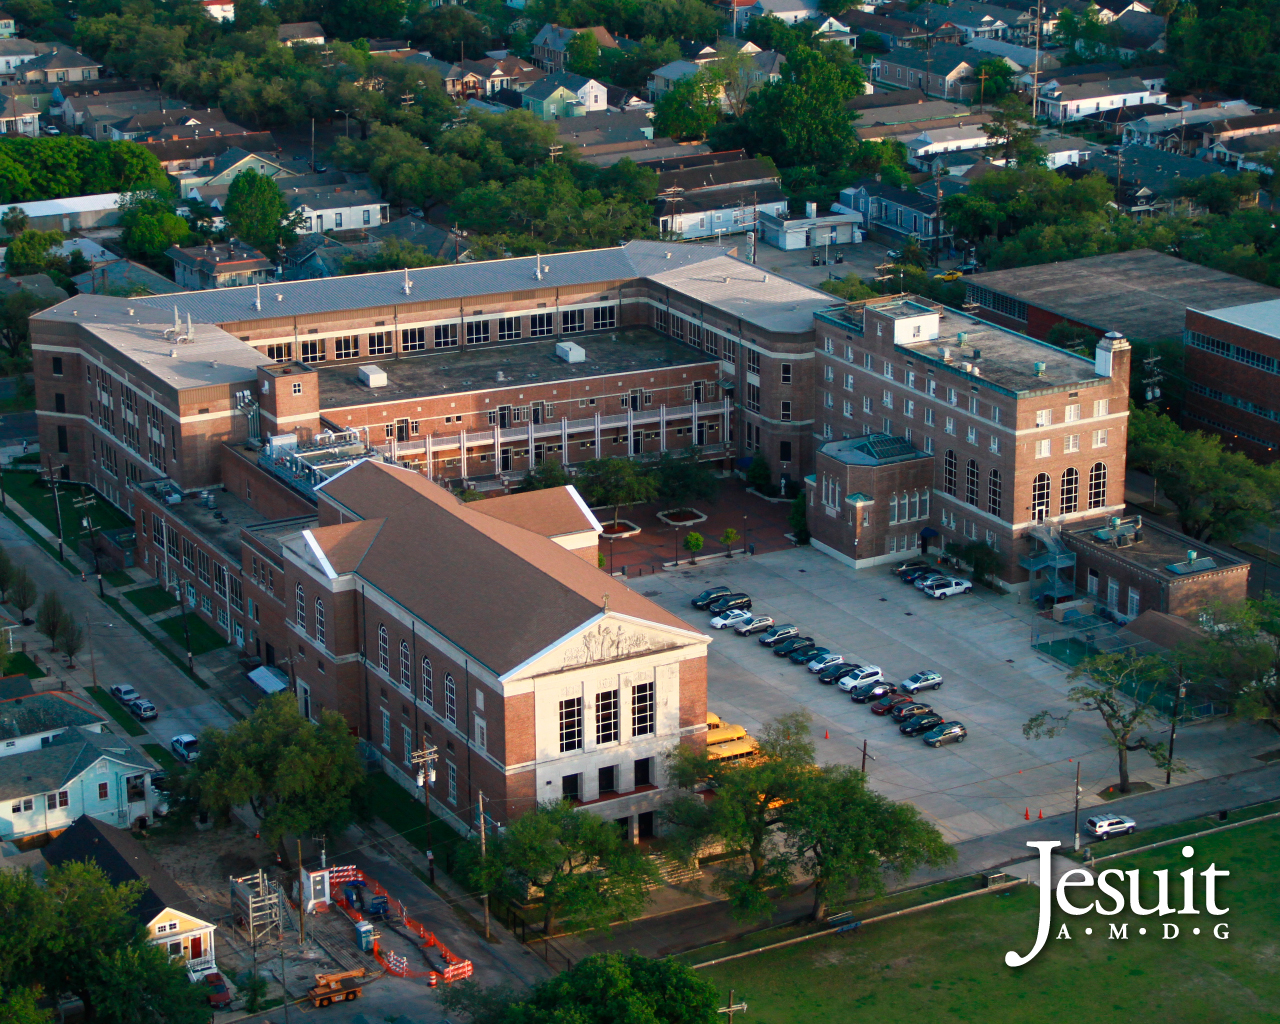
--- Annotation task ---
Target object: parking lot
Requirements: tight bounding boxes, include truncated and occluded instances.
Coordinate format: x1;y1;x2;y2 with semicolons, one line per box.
639;546;1277;843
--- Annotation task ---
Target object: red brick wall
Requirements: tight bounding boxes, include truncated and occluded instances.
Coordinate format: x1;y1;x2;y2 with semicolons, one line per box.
679;657;707;746
1182;308;1280;461
220;445;316;521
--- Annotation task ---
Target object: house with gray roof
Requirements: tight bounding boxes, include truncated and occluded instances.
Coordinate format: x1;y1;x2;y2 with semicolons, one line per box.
522;71;606;119
0;692;105;757
17;44;99;84
872;43;980;100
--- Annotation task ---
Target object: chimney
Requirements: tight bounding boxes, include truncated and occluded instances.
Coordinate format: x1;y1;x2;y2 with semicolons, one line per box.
805;201;817;218
1095;330;1130;378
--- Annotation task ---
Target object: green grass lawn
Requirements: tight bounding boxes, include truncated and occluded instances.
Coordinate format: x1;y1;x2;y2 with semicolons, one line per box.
696;820;1279;1024
365;770;467;869
104;569;134;587
124;585;178;615
6;651;45;679
142;742;180;773
1066;801;1280;860
86;685;148;737
0;473;132;542
157;612;226;656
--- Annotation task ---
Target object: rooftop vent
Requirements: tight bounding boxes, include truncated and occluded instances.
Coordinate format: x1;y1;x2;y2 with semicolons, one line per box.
358;365;388;388
957;331;968;345
1033;361;1047;376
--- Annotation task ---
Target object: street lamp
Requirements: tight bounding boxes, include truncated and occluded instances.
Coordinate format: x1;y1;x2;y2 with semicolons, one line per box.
742;514;748;556
334;108;351;138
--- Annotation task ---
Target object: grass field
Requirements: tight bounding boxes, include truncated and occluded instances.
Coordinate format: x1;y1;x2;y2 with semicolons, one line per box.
142;742;180;773
365;771;467;869
124;585;178;615
158;611;226;655
0;473;132;541
696;821;1279;1024
6;651;45;678
86;685;148;737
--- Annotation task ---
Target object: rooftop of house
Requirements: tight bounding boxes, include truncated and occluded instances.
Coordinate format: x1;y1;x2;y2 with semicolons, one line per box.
555;109;654;144
0;728;147;802
316;326;715;408
1223;130;1280;153
856;100;973;125
0;692;103;742
819;432;931;466
1064;515;1247;579
168;240;274;275
879;43;977;76
277;21;325;41
523;70;597;101
138;132;278;164
843;180;944;214
650;156;779;192
71;258;186;296
0;192;120;219
1048;76;1151;101
531;24;618;51
969;249;1280;340
1077;145;1242;196
0;38;51;57
1195;297;1280;341
21;45;100;73
0;676;33;701
654;181;788;216
139;478;269;559
849;88;928;110
284;186;382;212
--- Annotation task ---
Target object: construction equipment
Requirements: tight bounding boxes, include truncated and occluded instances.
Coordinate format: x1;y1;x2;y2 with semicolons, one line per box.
307;969;366;1008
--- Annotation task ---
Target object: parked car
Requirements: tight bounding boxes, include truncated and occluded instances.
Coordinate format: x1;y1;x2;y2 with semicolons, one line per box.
900;566;937;584
849;680;896;703
691;586;732;610
710;608;753;630
914;573;951;590
734;614;775;636
790;644;829;665
1086;814;1136;838
890;701;934;723
923;577;973;599
807;652;844;673
923;721;968;747
956;261;982;275
110;685;140;703
171;734;200;762
41;124;60;135
130;698;158;721
406;206;425;218
818;663;858;685
871;694;916;716
204;972;232;1009
892;558;933;577
759;624;800;647
901;670;944;694
900;713;945;736
709;593;752;614
772;635;815;657
837;665;884;692
934;269;963;282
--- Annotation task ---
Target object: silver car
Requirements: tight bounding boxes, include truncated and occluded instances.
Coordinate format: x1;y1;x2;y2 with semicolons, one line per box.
1086;814;1136;838
808;652;844;674
901;670;943;694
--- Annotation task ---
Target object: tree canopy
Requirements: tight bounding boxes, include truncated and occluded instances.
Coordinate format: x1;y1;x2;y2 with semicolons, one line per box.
0;137;168;204
224;169;301;258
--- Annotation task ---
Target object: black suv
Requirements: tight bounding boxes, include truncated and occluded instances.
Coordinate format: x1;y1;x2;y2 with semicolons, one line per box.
691;586;731;610
818;663;857;686
709;593;752;614
759;624;799;647
773;636;815;658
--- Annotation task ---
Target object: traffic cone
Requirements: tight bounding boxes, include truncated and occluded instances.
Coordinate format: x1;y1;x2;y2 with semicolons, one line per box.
1038;809;1043;820
1024;808;1030;820
824;729;829;740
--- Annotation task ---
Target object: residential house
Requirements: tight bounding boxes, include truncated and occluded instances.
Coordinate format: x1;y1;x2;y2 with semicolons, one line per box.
917;148;989;176
1199;111;1280;161
849;87;928;110
277;22;326;47
285;185;389;234
521;71;606;119
0;86;36;134
473;55;545;93
605;84;650;112
872;44;979;100
758;201;862;250
1079;101;1176;135
57;85;166;128
555;109;690;166
856;107;994;145
200;0;236;21
16;45;100;85
44;816;218;976
811;15;856;45
365;216;471;262
1113;10;1166;57
1064;146;1251;216
903;123;992;168
138;132;278;179
0;692;104;757
958;0;1058;43
839;181;952;251
0;193;122;232
1119;101;1255;150
963;36;1060;73
648;50;784;110
644;149;787;239
714;0;760;36
0;38;51;82
72;259;186;297
82;97;194;141
106;107;233;142
1089;0;1152;22
530;25;618;73
844;11;930;48
1039;76;1166;123
1217;131;1280;172
900;3;1010;41
0;727;155;842
172;147;292;191
54;237;115;266
0;10;15;38
749;0;820;24
168;240;277;290
0;274;66;302
647;59;703;100
405;54;494;99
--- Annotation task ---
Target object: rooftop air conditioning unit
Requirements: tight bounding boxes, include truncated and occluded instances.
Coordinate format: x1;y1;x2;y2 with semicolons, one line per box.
358;365;388;388
556;341;586;364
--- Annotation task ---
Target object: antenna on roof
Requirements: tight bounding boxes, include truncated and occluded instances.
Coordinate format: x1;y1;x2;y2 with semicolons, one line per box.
402;267;412;296
254;282;262;311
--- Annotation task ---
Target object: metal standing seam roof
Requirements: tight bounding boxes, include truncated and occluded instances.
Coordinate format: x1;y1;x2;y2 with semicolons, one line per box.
1195;298;1280;340
0;192;121;219
130;241;732;325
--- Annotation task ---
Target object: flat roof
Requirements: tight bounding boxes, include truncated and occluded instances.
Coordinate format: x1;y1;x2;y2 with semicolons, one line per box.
649;255;836;334
317;327;715;409
968;249;1280;340
0;192;120;219
141;481;269;559
1065;515;1246;579
1195;297;1280;340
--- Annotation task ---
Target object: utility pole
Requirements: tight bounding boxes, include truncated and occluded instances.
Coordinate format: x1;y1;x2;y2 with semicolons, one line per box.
860;738;876;773
977;68;988;113
1072;759;1082;852
478;790;490;940
44;456;64;561
1030;0;1043;122
85;614;97;688
310;117;315;172
1166;676;1186;785
75;489;103;595
717;990;748;1022
410;744;440;861
297;838;305;946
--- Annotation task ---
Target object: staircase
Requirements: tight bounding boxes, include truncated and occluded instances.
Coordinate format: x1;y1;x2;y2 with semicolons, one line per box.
646;853;702;889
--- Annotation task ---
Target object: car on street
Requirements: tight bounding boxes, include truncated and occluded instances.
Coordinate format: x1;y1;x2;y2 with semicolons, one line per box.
709;593;752;614
849;680;896;702
807;652;844;673
922;721;968;747
760;624;800;647
42;124;60;135
899;713;945;736
934;269;963;281
710;608;753;629
691;586;732;610
110;685;140;704
790;644;830;665
818;663;858;685
407;206;425;218
901;670;944;694
1086;814;1136;838
890;701;934;723
171;734;200;762
914;573;951;590
203;972;232;1009
129;698;158;721
772;635;815;657
837;665;884;692
886;248;902;259
956;262;982;275
871;694;916;716
923;577;973;599
734;614;774;636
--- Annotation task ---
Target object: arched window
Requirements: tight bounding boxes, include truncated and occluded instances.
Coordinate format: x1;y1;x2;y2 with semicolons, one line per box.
1032;473;1051;521
919;489;929;518
987;469;1002;519
890;493;899;524
1088;462;1107;509
377;624;389;671
314;598;325;646
943;449;957;496
966;459;980;506
444;673;457;725
400;640;411;689
1061;467;1079;515
295;583;305;629
421;657;433;708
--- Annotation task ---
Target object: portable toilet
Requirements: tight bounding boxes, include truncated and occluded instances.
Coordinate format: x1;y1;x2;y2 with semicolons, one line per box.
355;921;375;952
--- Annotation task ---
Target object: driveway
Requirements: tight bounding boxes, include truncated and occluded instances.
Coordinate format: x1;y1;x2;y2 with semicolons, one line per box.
637;547;1277;843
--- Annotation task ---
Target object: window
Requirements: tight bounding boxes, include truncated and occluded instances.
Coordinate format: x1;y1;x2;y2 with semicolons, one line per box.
314;599;325;646
943;449;957;496
295;584;305;629
1065;404;1081;422
198;550;210;584
1088;462;1107;509
1092;429;1109;448
561;774;581;801
890;493;899;524
781;362;792;384
966;459;980;506
1093;399;1110;418
745;383;761;413
377;624;389;671
1035;439;1051;458
562;308;585;333
780;401;792;422
402;326;427;351
52;356;63;376
1032;473;1051;520
632;680;655;736
380;708;391;750
842;399;853;418
10;798;31;813
844;373;855;391
292;381;303;395
434;323;459;348
559;696;584;751
780;440;792;462
334;336;358;360
747;349;760;375
465;320;490;344
57;426;67;453
989;436;1001;455
925;408;935;426
497;317;520;341
944;416;955;435
882;389;893;409
300;339;324;363
530;313;554;337
862;396;873;413
400;640;411;690
593;305;616;330
987;469;1002;518
447;763;457;804
635;756;653;787
1088;568;1099;596
1061;467;1079;514
904;399;915;418
475;716;487;751
966;425;977;445
1107;577;1120;610
1036;409;1052;427
98;782;109;800
444;674;457;725
1064;434;1080;453
596;689;619;744
421;657;433;708
181;537;195;572
883;360;894;379
1127;588;1140;618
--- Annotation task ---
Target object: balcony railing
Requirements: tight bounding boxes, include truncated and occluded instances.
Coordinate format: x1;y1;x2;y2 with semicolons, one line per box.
1031;577;1076;600
1020;549;1077;572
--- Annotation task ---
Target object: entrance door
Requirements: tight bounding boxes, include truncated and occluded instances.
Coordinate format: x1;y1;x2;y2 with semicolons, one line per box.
498;406;511;429
696;421;706;445
501;448;511;472
629;388;643;411
395;418;409;442
264;642;275;667
631;430;642;455
638;811;655;838
532;404;543;425
190;935;202;960
693;380;704;402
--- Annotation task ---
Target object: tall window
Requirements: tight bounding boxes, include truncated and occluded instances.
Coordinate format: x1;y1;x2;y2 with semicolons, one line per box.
314;599;325;646
380;708;391;751
966;459;980;506
1088;462;1108;509
377;624;389;671
295;583;305;629
943;449;957;496
596;689;620;744
1061;467;1079;514
1032;473;1051;520
632;680;655;736
559;696;584;752
400;640;411;689
444;674;457;725
987;469;1002;519
421;657;433;707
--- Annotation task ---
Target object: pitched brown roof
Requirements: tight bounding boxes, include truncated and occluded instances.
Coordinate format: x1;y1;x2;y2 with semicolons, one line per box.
472;486;600;539
314;462;696;674
308;518;385;573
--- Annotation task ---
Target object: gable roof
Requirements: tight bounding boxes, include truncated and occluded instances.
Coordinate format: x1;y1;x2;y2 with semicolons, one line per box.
0;728;147;802
524;70;596;101
138;132;277;164
21;45;100;74
882;43;977;77
44;816;198;926
531;24;618;52
0;692;103;742
471;485;601;539
277;21;325;41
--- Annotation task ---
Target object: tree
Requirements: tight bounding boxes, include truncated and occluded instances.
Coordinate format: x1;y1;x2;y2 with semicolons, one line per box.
35;590;62;652
0;290;56;361
652;449;718;507
575;457;659;528
342;237;444;274
1024;652;1178;793
719;527;739;557
4;229;62;276
745;452;773;493
789;491;810;544
716;44;759;118
820;274;879;301
947;540;1003;587
55;610;83;669
0;986;50;1024
224;169;301;259
653;68;723;143
1046;319;1098;350
980;97;1041;164
781;764;953;921
186;693;365;842
1183;597;1280;722
0;208;27;238
565;30;601;77
8;568;35;624
480;801;659;936
517;457;571;492
897;238;929;269
118;190;190;259
682;531;704;564
974;58;1015;107
0;547;12;602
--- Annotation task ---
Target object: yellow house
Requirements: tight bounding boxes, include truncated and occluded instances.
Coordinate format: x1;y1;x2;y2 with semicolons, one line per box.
44;815;218;975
